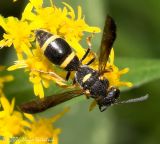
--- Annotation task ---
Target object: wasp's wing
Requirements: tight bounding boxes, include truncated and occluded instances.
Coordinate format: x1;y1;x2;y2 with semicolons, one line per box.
19;89;83;114
98;15;116;73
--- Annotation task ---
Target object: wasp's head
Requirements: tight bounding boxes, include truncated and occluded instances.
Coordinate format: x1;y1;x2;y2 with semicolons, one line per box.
98;87;120;112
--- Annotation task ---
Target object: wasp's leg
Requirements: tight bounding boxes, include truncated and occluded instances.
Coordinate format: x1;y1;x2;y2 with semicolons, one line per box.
80;34;94;62
83;90;91;99
80;47;90;63
99;67;113;76
65;71;71;81
85;56;96;65
89;100;97;111
72;77;76;85
32;69;65;82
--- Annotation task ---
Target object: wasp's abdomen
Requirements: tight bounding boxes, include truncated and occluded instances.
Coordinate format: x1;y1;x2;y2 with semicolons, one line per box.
35;30;80;71
44;38;72;65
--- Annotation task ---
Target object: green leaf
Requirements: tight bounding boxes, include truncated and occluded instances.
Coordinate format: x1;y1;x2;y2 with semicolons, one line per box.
116;58;160;91
3;69;34;103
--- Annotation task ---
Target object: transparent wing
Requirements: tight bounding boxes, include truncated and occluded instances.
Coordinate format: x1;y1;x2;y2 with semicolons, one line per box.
98;15;116;73
19;89;83;114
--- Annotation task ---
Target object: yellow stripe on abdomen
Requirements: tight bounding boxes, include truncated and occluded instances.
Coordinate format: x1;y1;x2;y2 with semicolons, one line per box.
60;52;75;68
41;35;60;52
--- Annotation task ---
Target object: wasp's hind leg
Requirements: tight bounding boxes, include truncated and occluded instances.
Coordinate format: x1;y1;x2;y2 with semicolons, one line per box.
82;34;97;66
99;67;113;76
32;69;65;82
85;57;96;65
80;34;95;63
65;71;71;81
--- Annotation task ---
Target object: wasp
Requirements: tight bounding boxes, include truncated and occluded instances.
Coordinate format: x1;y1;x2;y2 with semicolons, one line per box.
19;15;148;114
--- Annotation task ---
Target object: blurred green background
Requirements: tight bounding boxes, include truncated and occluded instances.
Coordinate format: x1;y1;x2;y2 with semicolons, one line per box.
0;0;160;144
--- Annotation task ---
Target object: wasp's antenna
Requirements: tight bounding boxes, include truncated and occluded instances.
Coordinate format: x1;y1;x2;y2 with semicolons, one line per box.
115;94;149;105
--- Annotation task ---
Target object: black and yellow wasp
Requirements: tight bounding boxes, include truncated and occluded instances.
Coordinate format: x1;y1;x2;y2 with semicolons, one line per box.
19;15;148;114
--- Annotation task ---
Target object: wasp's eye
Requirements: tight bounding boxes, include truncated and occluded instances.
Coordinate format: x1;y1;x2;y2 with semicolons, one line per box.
107;87;120;99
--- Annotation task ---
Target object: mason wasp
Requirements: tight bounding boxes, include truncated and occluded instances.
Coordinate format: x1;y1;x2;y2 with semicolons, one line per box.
19;15;148;114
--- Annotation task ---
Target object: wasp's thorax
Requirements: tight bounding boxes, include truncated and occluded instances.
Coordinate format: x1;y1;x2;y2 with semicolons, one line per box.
75;65;109;97
35;30;80;71
75;65;120;112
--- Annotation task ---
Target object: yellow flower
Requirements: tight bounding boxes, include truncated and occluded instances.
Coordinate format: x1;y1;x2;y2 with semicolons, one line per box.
0;65;66;143
2;0;100;98
0;68;25;142
105;49;133;87
1;0;132;99
21;108;69;144
21;0;100;58
0;16;34;59
90;49;133;88
0;96;29;139
8;48;66;98
0;95;68;144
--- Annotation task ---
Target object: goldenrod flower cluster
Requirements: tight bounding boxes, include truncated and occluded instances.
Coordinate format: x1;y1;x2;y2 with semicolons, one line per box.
0;0;100;98
0;0;133;143
0;72;67;144
0;67;67;144
0;0;132;98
